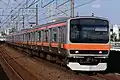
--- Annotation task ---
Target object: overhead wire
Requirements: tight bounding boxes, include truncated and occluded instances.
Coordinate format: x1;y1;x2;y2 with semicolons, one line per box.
0;0;10;27
39;0;98;21
0;0;8;5
2;0;29;26
1;0;98;29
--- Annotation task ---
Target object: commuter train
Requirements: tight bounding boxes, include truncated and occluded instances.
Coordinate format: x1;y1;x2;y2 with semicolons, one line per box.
6;16;110;71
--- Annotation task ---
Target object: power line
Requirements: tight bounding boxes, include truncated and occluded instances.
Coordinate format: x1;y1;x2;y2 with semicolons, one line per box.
39;0;98;21
56;0;70;9
1;0;30;26
41;0;54;8
0;0;8;5
27;0;40;8
1;0;25;25
26;0;36;8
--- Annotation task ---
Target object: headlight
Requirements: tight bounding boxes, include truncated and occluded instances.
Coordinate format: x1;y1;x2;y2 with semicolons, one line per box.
75;51;79;53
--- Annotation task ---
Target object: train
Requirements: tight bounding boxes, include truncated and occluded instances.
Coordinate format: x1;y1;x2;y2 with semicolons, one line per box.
6;16;110;71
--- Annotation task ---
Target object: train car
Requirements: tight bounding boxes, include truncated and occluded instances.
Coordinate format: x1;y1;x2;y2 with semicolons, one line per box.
6;16;110;71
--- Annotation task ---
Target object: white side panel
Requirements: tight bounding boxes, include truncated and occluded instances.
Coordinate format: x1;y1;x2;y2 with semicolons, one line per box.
67;62;107;71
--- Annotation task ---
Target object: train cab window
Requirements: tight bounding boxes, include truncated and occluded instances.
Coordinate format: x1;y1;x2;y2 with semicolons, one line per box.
52;28;58;42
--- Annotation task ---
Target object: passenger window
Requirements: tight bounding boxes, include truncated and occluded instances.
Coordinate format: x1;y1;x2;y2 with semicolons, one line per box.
31;32;33;41
23;34;24;41
28;33;30;41
33;32;35;41
44;30;48;42
30;32;33;41
35;31;37;41
25;34;27;41
35;31;38;42
39;31;41;41
34;32;35;41
49;29;52;42
52;28;58;42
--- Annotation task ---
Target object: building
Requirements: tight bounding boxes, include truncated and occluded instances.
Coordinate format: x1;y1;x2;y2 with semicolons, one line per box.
110;24;120;41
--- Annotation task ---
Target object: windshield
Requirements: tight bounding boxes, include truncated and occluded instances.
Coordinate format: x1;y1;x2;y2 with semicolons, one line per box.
70;18;109;43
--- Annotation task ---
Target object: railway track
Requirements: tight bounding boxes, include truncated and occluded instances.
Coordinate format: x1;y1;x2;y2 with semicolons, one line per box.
0;44;41;80
0;43;120;80
0;50;23;80
15;46;120;80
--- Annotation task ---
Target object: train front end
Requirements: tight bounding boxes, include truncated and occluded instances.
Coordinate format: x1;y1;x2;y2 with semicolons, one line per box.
66;17;110;71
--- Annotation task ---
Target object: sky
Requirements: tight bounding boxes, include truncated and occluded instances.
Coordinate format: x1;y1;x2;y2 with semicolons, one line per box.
0;0;120;30
75;0;120;25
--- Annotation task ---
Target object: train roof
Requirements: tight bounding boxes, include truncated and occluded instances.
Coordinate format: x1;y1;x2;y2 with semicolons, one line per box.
33;16;109;28
8;16;109;36
34;17;70;28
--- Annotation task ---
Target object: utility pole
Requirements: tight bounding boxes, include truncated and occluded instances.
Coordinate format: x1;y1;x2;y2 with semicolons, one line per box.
23;15;24;29
36;4;38;25
26;0;28;8
71;0;74;17
16;21;18;31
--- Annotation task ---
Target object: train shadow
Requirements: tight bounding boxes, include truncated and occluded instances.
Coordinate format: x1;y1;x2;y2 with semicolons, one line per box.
106;51;120;73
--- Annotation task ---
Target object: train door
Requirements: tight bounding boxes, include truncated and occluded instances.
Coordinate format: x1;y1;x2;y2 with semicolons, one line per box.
51;27;58;53
49;28;52;51
58;26;66;54
28;33;30;46
41;30;44;50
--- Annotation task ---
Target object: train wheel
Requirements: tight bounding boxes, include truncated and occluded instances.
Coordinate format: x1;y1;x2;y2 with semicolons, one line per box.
61;58;67;66
55;57;61;64
40;52;45;59
29;50;33;57
46;54;52;61
36;50;40;57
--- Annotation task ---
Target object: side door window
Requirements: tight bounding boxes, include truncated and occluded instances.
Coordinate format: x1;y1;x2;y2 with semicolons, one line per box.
39;31;41;41
52;28;58;42
44;30;49;42
59;27;65;43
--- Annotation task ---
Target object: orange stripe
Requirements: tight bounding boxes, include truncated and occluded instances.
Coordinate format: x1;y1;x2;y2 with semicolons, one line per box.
63;44;110;50
24;42;27;44
43;42;49;46
28;42;31;45
51;42;58;47
37;42;42;45
37;42;63;48
14;42;110;50
31;42;37;45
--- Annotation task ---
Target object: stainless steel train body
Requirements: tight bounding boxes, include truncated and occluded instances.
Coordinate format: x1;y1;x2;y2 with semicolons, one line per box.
6;16;110;71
